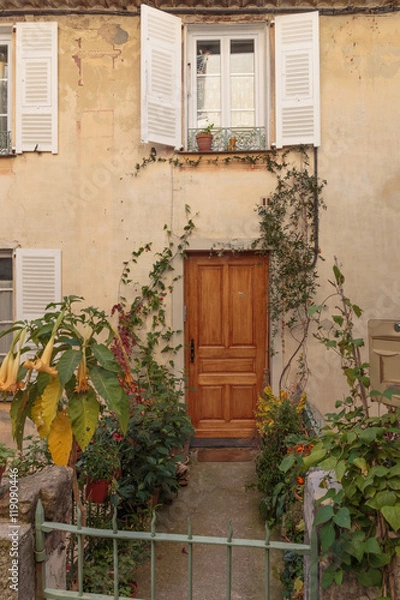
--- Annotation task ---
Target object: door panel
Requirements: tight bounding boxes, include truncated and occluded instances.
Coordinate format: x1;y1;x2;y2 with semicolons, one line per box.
185;252;268;438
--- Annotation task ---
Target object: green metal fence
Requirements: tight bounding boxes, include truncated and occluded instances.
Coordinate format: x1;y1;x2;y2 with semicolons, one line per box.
35;499;319;600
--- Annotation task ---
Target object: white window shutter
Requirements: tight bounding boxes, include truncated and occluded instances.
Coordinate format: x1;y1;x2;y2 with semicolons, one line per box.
141;4;182;148
275;12;320;148
15;249;61;321
15;22;58;154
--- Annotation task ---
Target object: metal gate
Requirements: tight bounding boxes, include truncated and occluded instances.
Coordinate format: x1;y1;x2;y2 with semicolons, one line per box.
35;499;319;600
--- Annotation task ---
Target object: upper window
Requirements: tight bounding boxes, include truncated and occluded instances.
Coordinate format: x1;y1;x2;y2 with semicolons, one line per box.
140;5;320;152
186;26;266;151
0;22;58;156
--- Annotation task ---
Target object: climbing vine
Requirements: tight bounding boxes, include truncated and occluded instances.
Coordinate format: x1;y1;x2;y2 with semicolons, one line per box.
132;146;326;393
253;148;326;391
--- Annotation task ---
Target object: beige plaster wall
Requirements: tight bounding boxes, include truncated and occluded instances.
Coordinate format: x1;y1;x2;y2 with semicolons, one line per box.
0;10;399;424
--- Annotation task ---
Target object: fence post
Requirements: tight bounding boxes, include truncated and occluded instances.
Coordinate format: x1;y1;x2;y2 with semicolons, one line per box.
34;500;46;600
309;525;319;600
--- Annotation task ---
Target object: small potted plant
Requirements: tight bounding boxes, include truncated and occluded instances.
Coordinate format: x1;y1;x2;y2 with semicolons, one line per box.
81;418;122;503
0;442;15;485
196;123;214;152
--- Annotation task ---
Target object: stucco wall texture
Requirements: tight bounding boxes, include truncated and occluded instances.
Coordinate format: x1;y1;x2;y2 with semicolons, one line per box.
0;6;399;418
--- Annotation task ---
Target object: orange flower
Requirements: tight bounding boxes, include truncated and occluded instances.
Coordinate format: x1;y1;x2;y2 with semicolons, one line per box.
296;445;304;454
296;476;305;485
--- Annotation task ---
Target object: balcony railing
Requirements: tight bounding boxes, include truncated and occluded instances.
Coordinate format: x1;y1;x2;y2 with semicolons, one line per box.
0;130;12;155
187;127;267;152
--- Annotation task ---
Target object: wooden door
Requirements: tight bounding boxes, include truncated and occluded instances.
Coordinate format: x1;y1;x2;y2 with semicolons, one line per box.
184;252;268;438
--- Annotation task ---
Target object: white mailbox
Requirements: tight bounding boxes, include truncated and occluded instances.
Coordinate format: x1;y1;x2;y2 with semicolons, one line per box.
368;319;400;407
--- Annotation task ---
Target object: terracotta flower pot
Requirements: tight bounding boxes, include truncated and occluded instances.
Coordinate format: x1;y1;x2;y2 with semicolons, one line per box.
196;132;213;152
85;477;110;503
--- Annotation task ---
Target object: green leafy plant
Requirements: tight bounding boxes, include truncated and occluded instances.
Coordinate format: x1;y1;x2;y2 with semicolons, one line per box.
117;398;193;509
1;298;129;467
9;435;52;477
298;264;400;599
198;122;214;134
309;258;370;416
80;415;121;481
255;387;306;525
0;441;15;466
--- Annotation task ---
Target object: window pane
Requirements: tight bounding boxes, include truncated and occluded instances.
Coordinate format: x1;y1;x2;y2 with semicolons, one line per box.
0;254;13;359
230;40;255;127
0;45;8;79
0;256;12;280
196;40;221;128
0;45;8;134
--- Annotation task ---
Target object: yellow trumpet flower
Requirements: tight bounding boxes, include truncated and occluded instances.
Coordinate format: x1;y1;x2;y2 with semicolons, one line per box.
75;356;89;393
0;328;27;392
23;309;65;378
24;335;58;377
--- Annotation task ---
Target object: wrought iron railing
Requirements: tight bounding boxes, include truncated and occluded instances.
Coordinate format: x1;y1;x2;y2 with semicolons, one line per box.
0;130;12;155
187;127;267;152
35;498;319;600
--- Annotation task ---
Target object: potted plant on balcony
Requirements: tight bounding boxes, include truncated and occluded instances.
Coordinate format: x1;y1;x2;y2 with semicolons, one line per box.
0;442;15;485
196;123;214;152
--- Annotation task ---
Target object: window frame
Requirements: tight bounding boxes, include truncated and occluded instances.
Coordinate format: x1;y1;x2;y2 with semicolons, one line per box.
185;23;268;136
0;28;13;156
0;248;13;360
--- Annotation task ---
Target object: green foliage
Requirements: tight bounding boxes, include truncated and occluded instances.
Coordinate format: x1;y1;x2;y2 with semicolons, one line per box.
9;435;52;477
310;260;370;415
117;398;193;508
69;504;149;597
255;387;305;525
80;414;121;481
305;400;400;597
0;441;15;467
303;265;400;598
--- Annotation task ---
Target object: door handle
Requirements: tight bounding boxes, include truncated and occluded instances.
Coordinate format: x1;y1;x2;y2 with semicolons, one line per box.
190;339;195;363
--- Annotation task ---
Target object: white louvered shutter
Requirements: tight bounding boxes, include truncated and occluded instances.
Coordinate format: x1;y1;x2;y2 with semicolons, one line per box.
15;249;61;321
141;5;182;148
275;12;320;148
15;22;58;154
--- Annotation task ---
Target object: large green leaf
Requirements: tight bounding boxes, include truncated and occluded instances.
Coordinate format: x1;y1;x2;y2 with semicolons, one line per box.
363;537;381;555
320;522;335;553
91;343;120;372
375;490;397;509
315;504;334;526
381;504;400;532
279;453;297;473
302;449;326;468
358;427;384;444
334;459;347;482
89;365;129;433
10;390;32;450
333;507;351;529
68;388;99;451
57;349;82;388
357;568;382;588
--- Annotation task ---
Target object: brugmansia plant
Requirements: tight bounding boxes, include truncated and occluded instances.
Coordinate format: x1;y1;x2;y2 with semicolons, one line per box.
1;296;130;467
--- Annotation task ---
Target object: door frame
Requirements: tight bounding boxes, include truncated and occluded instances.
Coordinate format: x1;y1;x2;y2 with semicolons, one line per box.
182;248;270;438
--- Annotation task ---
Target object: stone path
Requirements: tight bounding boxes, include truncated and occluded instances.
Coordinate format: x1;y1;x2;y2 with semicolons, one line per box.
133;453;283;599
